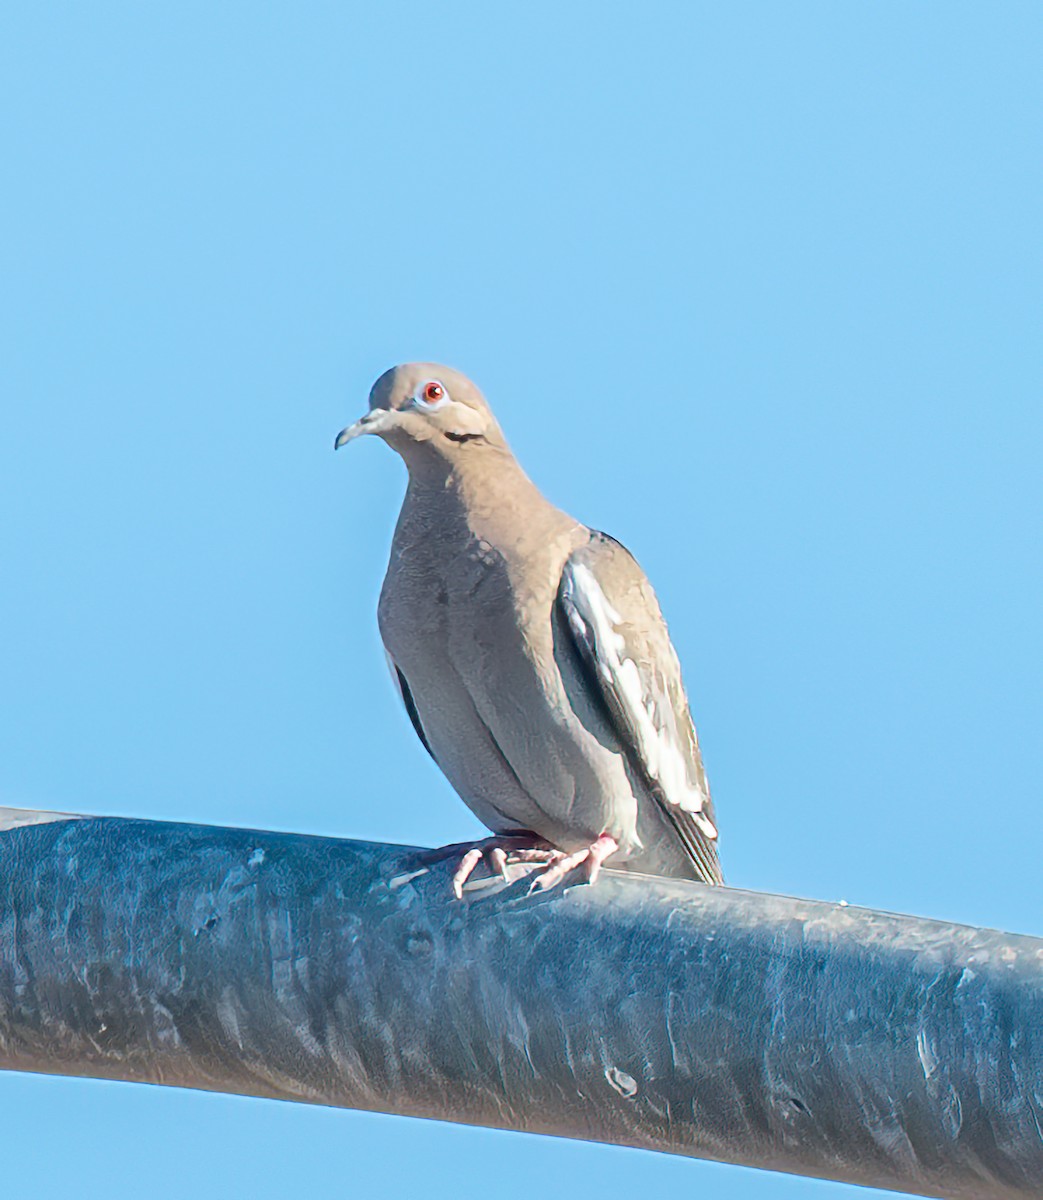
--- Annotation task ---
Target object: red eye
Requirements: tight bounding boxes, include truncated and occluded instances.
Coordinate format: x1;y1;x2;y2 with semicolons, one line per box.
422;381;445;404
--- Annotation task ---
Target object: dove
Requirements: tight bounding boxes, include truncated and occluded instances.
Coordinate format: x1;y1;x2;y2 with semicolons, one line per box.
336;363;722;895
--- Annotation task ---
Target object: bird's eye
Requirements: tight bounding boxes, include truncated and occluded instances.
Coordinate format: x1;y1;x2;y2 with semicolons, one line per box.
416;380;447;408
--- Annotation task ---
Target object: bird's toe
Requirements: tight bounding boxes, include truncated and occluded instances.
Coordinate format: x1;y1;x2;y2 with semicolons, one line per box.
429;833;555;898
530;834;619;892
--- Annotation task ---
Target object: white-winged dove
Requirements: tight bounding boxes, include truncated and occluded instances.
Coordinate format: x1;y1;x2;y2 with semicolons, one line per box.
336;363;722;894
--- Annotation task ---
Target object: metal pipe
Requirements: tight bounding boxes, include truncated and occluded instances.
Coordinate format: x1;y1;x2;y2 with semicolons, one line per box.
0;808;1040;1198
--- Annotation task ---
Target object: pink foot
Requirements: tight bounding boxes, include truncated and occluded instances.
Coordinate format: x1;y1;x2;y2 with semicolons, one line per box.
419;833;558;898
530;834;619;892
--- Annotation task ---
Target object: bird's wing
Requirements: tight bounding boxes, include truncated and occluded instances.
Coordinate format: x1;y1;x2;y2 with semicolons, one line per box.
557;531;723;884
384;651;437;762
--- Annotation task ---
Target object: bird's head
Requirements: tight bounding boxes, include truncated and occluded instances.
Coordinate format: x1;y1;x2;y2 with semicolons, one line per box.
334;363;508;464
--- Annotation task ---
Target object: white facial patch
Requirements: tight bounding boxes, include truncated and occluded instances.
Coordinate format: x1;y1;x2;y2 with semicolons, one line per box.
562;562;717;839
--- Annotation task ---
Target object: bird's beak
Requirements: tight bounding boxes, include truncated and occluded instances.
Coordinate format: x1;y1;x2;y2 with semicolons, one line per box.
333;408;397;449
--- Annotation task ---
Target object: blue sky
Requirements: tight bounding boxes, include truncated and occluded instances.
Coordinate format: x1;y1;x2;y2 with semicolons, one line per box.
1;4;1040;1197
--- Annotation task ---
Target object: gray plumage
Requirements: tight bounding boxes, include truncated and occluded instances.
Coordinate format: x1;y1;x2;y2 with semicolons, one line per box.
336;363;722;886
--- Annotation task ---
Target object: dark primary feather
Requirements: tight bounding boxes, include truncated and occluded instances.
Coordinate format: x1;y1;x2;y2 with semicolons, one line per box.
393;663;437;762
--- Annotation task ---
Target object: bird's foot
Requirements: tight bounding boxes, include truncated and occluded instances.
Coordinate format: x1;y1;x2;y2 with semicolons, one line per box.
529;834;619;893
418;833;558;899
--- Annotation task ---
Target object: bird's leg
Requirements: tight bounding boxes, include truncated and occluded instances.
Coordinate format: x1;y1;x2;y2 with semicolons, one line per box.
417;833;557;898
531;833;619;892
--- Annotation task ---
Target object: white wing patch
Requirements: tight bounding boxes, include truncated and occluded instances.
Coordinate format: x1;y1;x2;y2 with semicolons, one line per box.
562;562;717;840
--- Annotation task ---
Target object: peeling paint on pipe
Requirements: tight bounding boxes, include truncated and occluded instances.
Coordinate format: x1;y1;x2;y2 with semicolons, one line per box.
1;810;1041;1198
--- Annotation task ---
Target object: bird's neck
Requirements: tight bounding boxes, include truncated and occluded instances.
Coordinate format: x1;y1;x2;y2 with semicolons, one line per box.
401;446;571;547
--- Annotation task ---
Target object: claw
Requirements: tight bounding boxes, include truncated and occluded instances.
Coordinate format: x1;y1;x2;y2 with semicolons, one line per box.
428;832;619;898
451;847;485;899
488;846;510;882
430;833;555;898
531;834;619;892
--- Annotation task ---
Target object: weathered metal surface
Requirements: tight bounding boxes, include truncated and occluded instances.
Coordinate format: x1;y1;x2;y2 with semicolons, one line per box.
0;810;1040;1197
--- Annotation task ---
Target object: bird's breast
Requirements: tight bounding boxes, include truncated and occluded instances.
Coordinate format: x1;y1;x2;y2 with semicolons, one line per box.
378;496;639;849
